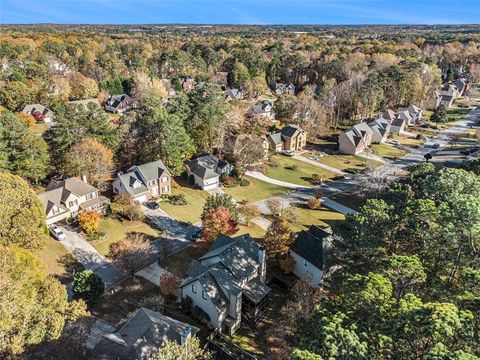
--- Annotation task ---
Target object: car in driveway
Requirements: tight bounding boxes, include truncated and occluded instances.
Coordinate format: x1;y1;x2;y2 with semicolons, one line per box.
282;150;295;157
49;225;66;240
432;143;440;149
145;201;159;210
390;140;400;145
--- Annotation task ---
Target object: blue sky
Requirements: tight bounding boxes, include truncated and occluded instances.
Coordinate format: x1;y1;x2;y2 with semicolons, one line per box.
0;0;478;25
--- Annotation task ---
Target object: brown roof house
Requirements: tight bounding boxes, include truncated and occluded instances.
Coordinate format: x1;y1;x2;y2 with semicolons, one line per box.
112;160;172;204
338;122;373;155
180;234;270;335
92;308;199;360
37;177;109;225
266;124;307;153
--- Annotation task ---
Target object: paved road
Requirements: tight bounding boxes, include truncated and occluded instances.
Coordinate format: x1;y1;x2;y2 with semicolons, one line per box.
57;225;127;288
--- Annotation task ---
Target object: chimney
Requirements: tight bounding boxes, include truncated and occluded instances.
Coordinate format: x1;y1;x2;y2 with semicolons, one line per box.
81;174;88;183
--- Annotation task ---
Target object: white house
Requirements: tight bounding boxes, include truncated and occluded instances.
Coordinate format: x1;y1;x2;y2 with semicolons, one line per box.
185;155;234;191
398;105;423;126
289;226;333;288
37;177;109;225
180;234;270;335
112;160;171;203
338;122;373;155
252;99;275;120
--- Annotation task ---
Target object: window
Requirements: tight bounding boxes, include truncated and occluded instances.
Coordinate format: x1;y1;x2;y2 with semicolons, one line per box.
192;285;197;294
162;176;169;183
202;291;207;300
304;260;308;267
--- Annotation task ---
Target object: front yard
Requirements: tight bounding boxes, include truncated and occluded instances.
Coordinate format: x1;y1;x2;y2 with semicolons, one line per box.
159;182;210;224
236;222;267;239
91;218;160;256
390;133;425;148
223;176;289;203
265;155;339;186
288;205;345;232
371;143;408;160
316;153;383;172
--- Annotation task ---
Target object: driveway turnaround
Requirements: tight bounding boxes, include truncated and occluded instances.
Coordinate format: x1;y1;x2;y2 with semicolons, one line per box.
57;224;127;288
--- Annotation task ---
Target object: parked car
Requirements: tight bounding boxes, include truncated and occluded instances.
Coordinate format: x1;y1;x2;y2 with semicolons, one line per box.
188;229;202;242
145;201;159;210
460;149;471;155
50;225;66;241
282;150;295;157
390;140;400;145
432;143;440;149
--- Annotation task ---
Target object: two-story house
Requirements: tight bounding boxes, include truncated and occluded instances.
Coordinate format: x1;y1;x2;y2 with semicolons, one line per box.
185;155;234;191
275;82;296;96
251;99;275;120
368;118;391;144
112;160;171;203
21;103;54;123
105;94;135;113
266;124;307;153
338;122;373;155
180;234;270;335
37;177;110;225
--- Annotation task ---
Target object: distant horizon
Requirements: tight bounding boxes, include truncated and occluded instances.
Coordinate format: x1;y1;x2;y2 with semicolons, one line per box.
1;0;478;26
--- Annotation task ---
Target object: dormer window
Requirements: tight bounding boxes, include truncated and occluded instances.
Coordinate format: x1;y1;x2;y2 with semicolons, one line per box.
132;180;141;189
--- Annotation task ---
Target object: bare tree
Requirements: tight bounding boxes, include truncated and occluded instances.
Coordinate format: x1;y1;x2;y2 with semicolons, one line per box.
109;232;153;278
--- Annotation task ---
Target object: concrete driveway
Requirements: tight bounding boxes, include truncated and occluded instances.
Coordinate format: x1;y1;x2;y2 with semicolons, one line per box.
57;224;127;288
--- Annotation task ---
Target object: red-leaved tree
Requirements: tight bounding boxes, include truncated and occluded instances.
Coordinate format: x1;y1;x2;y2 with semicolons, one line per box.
201;206;239;245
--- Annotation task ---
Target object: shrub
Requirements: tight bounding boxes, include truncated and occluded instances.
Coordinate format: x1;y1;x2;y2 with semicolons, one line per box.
219;172;229;182
78;211;101;235
231;168;241;179
286;164;298;171
239;179;250;186
72;269;105;304
311;173;323;185
308;197;321;210
181;296;193;313
268;159;279;167
169;194;187;205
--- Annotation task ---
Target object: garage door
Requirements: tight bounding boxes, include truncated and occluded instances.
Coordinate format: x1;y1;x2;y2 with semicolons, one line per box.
135;194;148;203
203;182;219;191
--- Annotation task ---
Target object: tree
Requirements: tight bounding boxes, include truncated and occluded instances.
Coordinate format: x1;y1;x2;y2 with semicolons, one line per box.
431;104;447;123
261;216;293;257
72;269;105;304
114;194;143;221
273;95;295;122
63;138;114;191
0;245;88;356
159;273;180;297
0;172;48;249
232;136;265;176
77;211;101;236
266;198;282;216
229;60;250;87
67;72;99;100
0;81;35;111
239;203;260;226
201;206;239;244
308;197;321;210
385;254;426;300
202;193;239;222
109;232;153;278
147;337;211;360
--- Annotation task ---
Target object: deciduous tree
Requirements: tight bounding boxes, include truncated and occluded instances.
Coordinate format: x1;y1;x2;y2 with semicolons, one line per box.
109;232;153;278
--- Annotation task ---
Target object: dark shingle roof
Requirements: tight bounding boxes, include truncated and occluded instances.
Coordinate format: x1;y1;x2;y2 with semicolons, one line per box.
280;124;302;138
290;226;332;269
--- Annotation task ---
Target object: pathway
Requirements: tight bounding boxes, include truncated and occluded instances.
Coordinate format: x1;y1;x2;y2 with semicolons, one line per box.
245;170;312;189
293;154;347;176
321;197;357;215
57;224;127;288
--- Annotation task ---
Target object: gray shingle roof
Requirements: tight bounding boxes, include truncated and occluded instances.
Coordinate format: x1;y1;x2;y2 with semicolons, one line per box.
21;104;54;117
118;160;170;196
185;155;229;180
290;226;332;269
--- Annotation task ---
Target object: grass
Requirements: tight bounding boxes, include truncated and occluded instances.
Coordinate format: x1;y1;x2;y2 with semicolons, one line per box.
159;242;206;277
34;236;83;284
236;222;267;239
223;176;289;203
371;143;408;160
265;155;339;186
159;182;210;224
316;153;383;172
445;107;471;122
91;217;160;256
288;205;345;232
30;122;49;135
390;134;425;148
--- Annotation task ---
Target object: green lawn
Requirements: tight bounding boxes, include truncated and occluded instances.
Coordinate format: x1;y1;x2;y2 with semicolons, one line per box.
91;218;160;256
265;155;339;186
223;176;289;203
446;107;470;122
371;143;408;160
236;223;267;239
34;236;83;284
390;134;425;148
316;153;382;172
288;205;345;232
159;184;210;224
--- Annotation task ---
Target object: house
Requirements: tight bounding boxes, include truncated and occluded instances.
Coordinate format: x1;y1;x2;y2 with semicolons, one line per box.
181;77;196;92
398;105;423;125
453;78;468;97
380;109;397;122
338;122;373;155
180;234;270;335
226;87;245;101
436;91;455;108
92;307;199;360
68;98;101;109
368;118;391;144
289;226;333;288
185;155;234;191
266;124;307;153
37;177;109;225
21;104;54;123
252;99;275;120
275;83;296;96
394;109;413;130
105;94;134;113
112;160;172;203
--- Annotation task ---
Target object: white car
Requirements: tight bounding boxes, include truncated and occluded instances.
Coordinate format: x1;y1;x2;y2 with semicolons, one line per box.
50;226;66;241
390;140;400;145
282;150;295;157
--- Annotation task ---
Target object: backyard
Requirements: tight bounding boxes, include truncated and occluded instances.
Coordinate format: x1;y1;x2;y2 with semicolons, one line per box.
223;176;289;203
159;181;210;224
91;217;160;256
288;205;345;232
265;155;339;186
